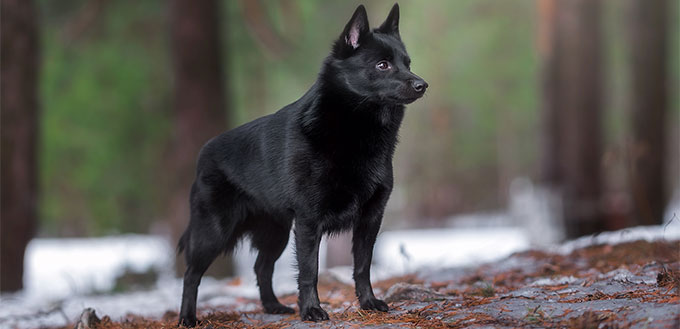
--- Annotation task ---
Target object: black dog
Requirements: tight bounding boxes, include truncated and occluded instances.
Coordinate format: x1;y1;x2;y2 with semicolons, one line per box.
178;3;427;326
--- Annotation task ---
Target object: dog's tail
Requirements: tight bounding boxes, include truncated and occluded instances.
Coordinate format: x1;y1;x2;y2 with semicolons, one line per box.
178;182;198;255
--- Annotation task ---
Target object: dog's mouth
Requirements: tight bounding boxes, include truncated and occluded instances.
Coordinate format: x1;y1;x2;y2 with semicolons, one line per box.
389;95;422;105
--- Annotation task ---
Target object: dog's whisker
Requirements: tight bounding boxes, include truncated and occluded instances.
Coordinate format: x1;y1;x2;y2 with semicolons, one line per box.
352;96;370;111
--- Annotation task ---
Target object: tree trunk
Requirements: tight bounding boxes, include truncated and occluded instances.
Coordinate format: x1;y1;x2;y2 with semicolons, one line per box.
538;0;605;238
537;0;560;185
0;0;40;292
625;0;668;225
169;0;230;275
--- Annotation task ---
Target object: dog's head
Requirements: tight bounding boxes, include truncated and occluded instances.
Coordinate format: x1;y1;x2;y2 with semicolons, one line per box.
325;3;428;105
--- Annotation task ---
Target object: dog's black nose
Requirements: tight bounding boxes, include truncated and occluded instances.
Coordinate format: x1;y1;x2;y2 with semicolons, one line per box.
411;79;428;93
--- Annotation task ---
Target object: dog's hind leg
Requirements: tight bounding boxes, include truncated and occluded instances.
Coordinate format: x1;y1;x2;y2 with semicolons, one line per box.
179;236;218;327
251;219;295;314
178;181;243;327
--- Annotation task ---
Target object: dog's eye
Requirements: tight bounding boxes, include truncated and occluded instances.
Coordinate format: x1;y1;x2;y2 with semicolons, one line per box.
376;60;391;71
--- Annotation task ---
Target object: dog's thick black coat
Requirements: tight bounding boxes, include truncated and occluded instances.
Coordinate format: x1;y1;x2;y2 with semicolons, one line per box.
177;3;427;326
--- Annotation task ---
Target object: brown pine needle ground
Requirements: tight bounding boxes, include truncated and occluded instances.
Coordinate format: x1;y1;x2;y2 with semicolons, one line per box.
52;239;679;329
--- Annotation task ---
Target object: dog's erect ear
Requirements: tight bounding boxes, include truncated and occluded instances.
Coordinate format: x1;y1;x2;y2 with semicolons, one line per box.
341;5;370;50
377;3;399;35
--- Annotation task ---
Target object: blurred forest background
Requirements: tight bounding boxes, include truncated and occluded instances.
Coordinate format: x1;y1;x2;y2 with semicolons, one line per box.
1;0;678;292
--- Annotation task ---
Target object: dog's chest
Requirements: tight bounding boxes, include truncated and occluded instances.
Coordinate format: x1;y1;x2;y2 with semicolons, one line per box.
316;154;387;222
294;148;385;203
292;109;400;225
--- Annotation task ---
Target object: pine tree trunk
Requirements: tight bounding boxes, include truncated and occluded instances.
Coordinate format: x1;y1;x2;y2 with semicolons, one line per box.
626;0;668;225
538;0;561;185
538;0;605;238
169;0;230;275
0;0;40;292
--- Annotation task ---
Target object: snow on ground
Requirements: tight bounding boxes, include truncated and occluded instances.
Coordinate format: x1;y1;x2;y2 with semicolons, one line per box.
0;235;178;329
1;218;679;329
373;227;531;274
556;222;680;254
1;227;530;328
231;231;326;298
23;235;175;300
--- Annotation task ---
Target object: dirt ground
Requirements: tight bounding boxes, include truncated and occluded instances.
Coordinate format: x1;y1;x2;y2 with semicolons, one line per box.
60;238;680;329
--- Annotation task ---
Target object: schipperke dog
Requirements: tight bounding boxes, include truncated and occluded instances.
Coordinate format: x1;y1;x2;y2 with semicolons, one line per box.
178;3;427;326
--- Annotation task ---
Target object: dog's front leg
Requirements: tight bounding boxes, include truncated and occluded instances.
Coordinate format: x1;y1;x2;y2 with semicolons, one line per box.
294;220;329;321
352;188;389;312
352;216;389;311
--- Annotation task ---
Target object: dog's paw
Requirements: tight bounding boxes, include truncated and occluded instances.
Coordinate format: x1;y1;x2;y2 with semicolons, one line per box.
360;298;389;312
178;315;197;327
264;303;295;314
300;305;330;321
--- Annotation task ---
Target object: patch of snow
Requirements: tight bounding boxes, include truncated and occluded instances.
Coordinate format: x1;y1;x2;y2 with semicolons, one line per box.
599;268;656;285
554;222;680;255
509;178;565;245
0;276;261;329
324;266;355;285
530;276;580;286
601;268;635;281
232;230;324;297
324;265;394;286
664;189;680;224
23;234;174;301
1;277;182;329
373;227;531;275
3;218;678;329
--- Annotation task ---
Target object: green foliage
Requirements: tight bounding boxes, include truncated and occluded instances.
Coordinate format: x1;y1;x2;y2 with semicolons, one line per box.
39;0;171;235
394;0;539;214
474;283;496;297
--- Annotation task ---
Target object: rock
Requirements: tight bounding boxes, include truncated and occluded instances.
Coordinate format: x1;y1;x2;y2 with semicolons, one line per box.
383;283;446;303
74;308;100;329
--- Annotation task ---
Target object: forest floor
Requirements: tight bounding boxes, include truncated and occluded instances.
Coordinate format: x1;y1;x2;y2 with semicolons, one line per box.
59;238;679;329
